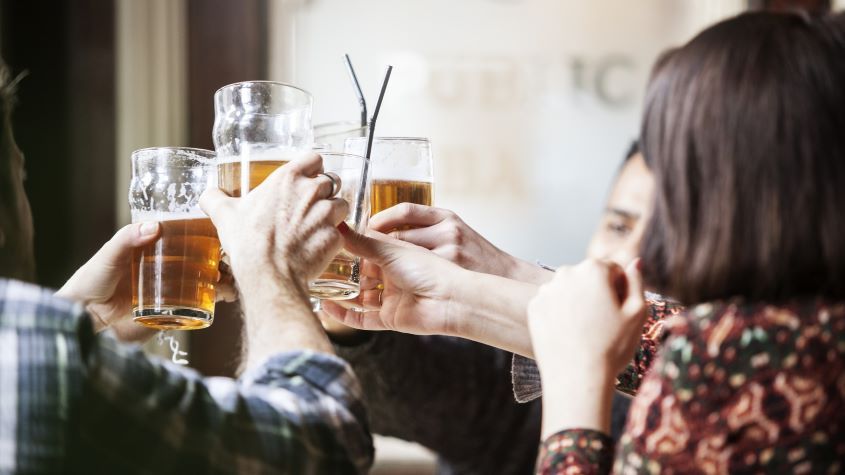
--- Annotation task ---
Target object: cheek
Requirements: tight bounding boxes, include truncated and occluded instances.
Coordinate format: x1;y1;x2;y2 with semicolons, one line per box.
586;234;614;261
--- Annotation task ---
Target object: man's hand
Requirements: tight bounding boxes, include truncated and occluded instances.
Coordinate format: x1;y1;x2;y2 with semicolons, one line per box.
200;152;349;369
56;222;161;342
370;203;552;284
201;153;347;290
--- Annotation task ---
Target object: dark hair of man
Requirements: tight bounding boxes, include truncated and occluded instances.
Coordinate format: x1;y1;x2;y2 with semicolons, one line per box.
0;60;19;200
639;12;845;305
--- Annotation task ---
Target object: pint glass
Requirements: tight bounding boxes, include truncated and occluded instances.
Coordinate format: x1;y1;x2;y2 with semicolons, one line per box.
345;137;433;216
129;147;219;330
309;152;370;300
214;81;313;196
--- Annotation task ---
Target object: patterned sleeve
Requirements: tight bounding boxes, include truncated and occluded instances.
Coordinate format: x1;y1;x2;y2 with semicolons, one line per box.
74;327;374;474
536;429;614;475
0;279;373;474
512;295;679;402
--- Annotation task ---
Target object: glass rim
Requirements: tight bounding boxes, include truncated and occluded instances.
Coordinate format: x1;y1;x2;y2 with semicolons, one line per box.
131;146;216;164
346;136;430;144
318;151;370;162
214;80;313;103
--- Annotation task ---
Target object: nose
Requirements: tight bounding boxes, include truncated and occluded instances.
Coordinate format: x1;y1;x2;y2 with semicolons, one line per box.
606;227;645;267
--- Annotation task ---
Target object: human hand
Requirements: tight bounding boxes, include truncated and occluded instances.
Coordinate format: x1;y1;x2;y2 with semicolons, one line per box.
200;153;349;364
56;222;162;342
321;228;467;336
370;203;551;284
527;259;646;436
528;259;646;382
200;152;348;296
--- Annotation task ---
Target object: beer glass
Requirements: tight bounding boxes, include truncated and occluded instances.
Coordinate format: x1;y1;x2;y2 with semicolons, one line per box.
309;152;370;300
313;120;367;151
214;81;313;196
129;147;219;330
344;137;434;216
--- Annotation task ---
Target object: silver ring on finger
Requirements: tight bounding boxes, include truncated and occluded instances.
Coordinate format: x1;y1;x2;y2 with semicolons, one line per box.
318;172;340;198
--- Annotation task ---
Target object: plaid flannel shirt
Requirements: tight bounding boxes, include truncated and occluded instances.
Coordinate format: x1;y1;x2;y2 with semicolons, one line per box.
0;279;373;474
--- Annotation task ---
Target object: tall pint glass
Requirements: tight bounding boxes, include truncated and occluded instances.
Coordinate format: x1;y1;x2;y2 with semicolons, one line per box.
214;81;313;196
344;137;433;217
129;147;220;330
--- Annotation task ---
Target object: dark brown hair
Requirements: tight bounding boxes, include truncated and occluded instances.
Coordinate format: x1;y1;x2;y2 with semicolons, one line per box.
640;12;845;305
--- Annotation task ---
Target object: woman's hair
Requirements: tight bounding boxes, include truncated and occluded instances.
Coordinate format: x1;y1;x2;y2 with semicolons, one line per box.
640;12;845;305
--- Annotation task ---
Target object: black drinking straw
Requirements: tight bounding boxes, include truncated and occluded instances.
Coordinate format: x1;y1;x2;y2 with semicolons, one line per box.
350;65;392;233
344;54;368;129
365;65;393;160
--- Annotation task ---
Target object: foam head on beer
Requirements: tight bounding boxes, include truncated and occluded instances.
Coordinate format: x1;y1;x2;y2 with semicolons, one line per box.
344;137;434;216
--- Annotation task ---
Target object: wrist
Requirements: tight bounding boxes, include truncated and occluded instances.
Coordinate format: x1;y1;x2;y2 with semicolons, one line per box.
446;270;537;356
540;362;615;438
537;346;616;384
233;263;305;304
507;257;554;285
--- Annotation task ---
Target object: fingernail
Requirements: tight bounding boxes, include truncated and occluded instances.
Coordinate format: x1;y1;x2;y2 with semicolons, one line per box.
337;222;351;234
139;222;159;236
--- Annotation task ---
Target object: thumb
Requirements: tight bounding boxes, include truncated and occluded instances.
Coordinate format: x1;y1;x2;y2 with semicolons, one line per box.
621;258;646;319
339;224;399;267
199;187;234;229
95;222;161;268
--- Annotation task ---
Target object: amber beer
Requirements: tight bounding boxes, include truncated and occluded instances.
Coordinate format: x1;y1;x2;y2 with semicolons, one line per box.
132;216;221;330
218;157;290;196
370;179;434;216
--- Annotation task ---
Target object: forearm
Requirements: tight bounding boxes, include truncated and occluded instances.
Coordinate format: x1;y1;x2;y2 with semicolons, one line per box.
506;257;554;285
448;270;538;357
238;271;333;370
539;364;615;438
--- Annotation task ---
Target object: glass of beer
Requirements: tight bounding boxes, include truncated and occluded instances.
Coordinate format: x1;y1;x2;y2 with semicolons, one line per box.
129;147;220;330
344;137;434;216
214;81;313;196
309;152;370;300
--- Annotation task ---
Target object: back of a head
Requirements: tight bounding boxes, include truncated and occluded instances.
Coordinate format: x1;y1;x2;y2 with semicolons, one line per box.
0;59;36;282
640;11;845;305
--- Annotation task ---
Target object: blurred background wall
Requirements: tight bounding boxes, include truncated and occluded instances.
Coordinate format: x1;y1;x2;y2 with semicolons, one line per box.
268;0;748;266
0;0;840;473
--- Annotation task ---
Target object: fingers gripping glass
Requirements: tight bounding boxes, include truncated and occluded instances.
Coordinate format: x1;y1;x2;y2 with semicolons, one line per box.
129;147;220;330
309;152;371;300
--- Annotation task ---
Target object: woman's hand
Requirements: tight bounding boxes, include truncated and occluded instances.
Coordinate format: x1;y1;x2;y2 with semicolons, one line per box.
56;222;162;342
370;204;552;284
322;228;539;356
321;229;465;335
528;259;646;436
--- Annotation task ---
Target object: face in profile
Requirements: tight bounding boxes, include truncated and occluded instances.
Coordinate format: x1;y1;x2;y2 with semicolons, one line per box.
586;153;653;267
0;110;36;281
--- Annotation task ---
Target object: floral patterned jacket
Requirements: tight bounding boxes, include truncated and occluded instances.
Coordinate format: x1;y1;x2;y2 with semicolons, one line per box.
537;299;845;474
